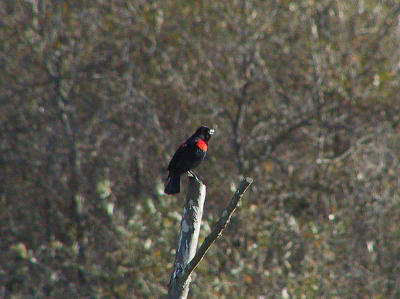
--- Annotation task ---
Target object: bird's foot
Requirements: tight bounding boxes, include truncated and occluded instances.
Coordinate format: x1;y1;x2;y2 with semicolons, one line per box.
188;170;199;181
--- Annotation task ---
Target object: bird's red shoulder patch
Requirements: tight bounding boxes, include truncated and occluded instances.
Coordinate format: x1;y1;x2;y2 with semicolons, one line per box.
196;139;208;151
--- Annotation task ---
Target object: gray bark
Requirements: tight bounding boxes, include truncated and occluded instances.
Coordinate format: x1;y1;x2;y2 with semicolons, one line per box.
168;174;206;299
167;175;253;299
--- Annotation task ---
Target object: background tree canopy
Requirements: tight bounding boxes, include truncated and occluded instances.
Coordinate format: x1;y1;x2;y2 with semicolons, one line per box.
1;0;399;297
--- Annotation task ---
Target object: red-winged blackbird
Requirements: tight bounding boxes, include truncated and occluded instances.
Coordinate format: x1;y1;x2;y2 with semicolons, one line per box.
164;126;215;194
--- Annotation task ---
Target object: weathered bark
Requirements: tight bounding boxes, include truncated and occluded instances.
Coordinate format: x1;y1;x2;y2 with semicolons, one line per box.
182;177;253;283
168;174;206;299
167;175;253;299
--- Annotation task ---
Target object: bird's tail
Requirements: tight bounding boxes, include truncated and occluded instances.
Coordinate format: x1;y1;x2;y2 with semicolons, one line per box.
164;174;180;194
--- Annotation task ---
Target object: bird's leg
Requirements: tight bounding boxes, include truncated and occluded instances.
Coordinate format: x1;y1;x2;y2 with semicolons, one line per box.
188;170;199;181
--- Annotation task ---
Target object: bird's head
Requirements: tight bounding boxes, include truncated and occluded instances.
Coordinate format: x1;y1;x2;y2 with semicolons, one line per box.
195;126;215;142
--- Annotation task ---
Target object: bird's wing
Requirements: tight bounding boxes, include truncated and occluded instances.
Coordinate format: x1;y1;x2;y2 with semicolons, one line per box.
167;142;188;171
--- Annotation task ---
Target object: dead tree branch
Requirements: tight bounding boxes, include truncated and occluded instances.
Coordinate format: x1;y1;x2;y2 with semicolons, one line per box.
167;176;253;299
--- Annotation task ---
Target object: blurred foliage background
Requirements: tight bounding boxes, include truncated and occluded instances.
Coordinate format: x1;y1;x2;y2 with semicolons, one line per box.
1;0;400;298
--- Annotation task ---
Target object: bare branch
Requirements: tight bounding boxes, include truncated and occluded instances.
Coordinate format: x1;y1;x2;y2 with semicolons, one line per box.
167;177;253;298
167;174;206;299
182;177;253;283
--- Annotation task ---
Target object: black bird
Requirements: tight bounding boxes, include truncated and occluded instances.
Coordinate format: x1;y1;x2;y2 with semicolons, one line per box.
164;126;215;194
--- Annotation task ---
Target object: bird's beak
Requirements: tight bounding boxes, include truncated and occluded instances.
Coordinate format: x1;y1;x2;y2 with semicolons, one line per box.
209;129;215;135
